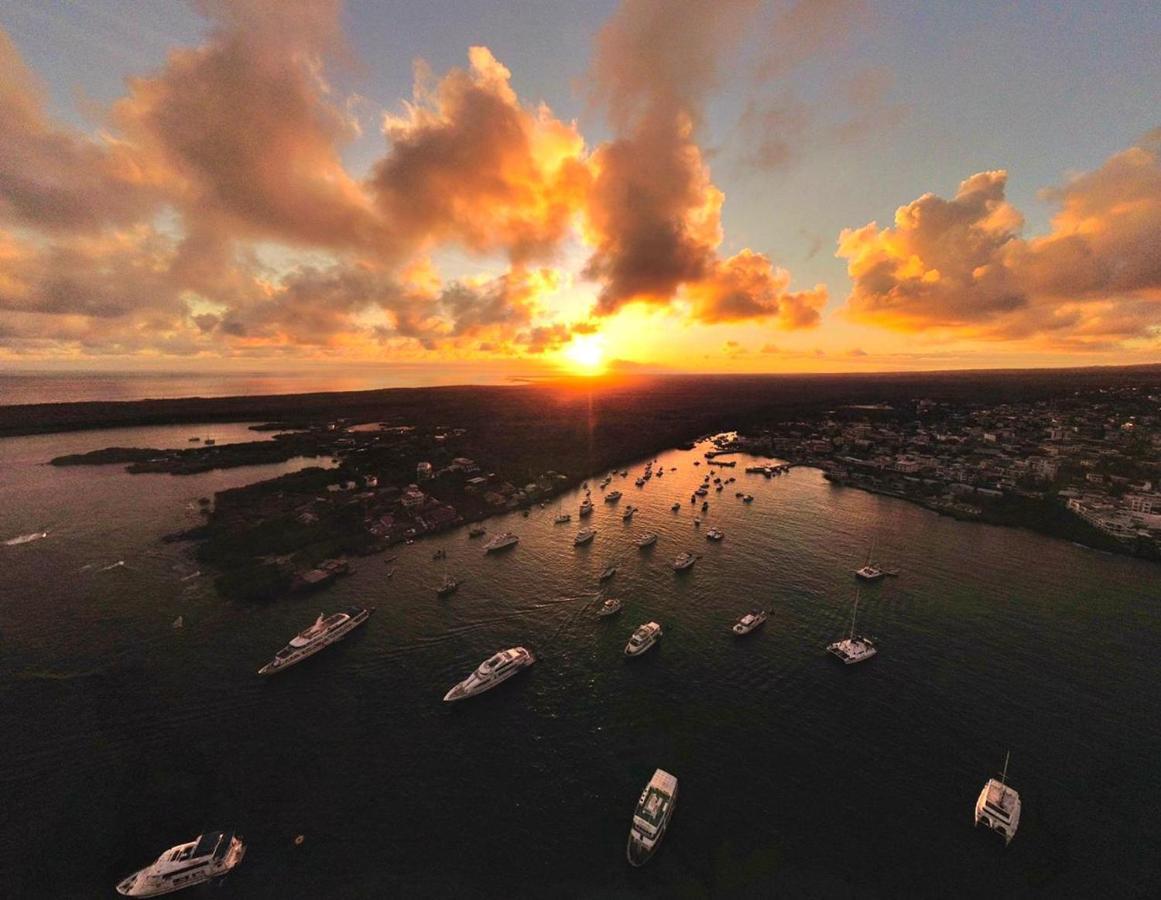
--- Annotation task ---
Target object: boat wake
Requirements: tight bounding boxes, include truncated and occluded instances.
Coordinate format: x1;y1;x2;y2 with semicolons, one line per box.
4;530;48;546
98;560;127;572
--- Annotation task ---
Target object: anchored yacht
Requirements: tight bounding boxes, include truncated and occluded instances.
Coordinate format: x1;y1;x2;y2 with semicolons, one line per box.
437;574;459;598
575;527;597;546
855;563;884;580
626;769;678;866
635;532;658;548
116;831;245;896
579;498;594;517
443;647;534;701
597;597;623;617
827;590;877;664
671;502;681;511
600;565;617;581
706;527;724;541
622;506;637;521
625;621;663;657
975;752;1021;845
732;610;768;635
258;607;373;675
605;490;623;503
673;551;698;571
554;513;572;524
468;524;486;537
483;532;519;553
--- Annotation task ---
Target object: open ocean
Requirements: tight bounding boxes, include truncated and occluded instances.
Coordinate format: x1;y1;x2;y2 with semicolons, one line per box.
1;428;1159;897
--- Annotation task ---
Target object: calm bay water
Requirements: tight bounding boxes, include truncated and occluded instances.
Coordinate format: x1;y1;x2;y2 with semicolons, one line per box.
1;431;1159;897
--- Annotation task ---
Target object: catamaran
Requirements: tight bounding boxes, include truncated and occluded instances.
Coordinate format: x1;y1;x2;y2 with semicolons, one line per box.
826;590;877;664
116;831;245;896
974;751;1022;845
626;769;678;866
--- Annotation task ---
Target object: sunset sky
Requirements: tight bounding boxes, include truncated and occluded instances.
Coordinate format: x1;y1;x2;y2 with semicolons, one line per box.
1;0;1158;378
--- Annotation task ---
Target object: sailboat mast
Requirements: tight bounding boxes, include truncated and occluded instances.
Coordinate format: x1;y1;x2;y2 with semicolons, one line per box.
850;588;860;639
1001;750;1010;786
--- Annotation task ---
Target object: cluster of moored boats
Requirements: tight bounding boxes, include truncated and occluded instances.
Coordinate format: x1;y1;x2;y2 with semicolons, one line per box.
118;451;1022;891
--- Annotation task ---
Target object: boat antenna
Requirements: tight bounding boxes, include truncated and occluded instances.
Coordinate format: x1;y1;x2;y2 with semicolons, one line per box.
1000;750;1010;786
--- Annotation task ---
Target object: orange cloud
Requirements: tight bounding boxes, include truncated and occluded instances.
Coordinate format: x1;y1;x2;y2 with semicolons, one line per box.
838;133;1161;349
372;46;590;265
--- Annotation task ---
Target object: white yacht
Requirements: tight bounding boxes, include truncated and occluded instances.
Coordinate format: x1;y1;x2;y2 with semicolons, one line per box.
483;532;519;553
622;505;637;521
706;527;724;541
605;490;623;503
117;831;245;896
827;590;877;664
635;532;658;548
627;769;678;866
554;512;572;524
575;527;597;546
673;551;698;571
975;752;1021;845
625;621;663;657
732;610;768;636
579;498;594;517
597;597;623;617
443;647;534;701
257;607;373;675
855;563;884;581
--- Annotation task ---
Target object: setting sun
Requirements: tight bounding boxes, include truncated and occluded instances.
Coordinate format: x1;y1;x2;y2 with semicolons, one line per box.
563;334;606;374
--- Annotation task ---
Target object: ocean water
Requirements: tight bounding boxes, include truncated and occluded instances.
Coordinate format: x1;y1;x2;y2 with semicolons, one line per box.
1;433;1159;897
0;370;523;406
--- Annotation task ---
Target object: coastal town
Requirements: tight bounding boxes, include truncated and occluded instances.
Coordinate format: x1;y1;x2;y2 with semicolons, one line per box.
721;380;1161;559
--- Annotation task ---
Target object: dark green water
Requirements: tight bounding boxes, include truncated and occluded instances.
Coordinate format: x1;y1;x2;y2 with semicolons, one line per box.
2;430;1159;897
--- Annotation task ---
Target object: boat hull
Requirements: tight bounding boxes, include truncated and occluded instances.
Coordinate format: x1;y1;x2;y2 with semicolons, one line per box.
443;651;535;702
117;838;245;896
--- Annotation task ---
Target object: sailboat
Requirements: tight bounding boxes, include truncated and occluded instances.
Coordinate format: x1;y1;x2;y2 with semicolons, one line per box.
974;751;1022;844
553;498;571;524
855;540;885;580
827;588;877;664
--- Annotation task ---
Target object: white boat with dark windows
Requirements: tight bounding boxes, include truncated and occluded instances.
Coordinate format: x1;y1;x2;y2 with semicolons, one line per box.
483;532;519;553
605;490;623;503
579;498;594;517
554;512;572;524
974;752;1021;845
635;532;658;549
597;597;623;617
826;590;877;664
673;551;698;571
626;769;678;866
575;527;597;546
622;505;637;521
706;527;724;541
625;621;663;657
116;831;245;896
443;647;535;702
732;610;768;636
257;607;373;675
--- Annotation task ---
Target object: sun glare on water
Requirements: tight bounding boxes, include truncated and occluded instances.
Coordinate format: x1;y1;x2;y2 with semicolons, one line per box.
563;334;606;375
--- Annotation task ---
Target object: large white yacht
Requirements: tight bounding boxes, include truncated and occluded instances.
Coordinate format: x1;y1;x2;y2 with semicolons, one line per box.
706;528;725;541
635;532;658;548
672;551;698;571
257;607;373;675
116;831;245;896
621;505;637;521
827;590;877;664
575;527;597;545
625;621;662;657
975;752;1021;845
483;532;519;553
626;769;678;866
732;610;768;636
579;498;594;517
443;647;535;701
605;490;623;503
597;597;623;617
